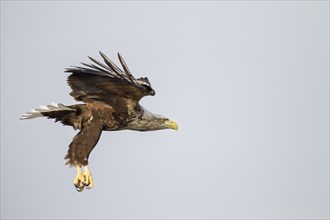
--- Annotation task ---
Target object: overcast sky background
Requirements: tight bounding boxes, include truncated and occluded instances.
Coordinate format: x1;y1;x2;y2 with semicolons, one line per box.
1;1;329;219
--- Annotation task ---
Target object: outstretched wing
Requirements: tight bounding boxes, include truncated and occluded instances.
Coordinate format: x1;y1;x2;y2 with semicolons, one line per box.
65;52;155;104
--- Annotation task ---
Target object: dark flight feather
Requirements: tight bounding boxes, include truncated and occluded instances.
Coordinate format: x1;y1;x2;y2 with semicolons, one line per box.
118;53;135;82
88;56;116;74
65;52;155;104
80;62;112;75
99;51;125;78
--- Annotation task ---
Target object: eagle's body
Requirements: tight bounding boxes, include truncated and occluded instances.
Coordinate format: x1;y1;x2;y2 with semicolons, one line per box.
21;52;178;191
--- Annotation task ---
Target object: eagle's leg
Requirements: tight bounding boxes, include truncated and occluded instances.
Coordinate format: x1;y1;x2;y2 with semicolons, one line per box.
73;165;85;192
82;165;94;189
67;122;103;191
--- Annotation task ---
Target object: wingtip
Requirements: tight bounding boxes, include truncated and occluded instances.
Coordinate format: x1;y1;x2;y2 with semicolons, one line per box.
117;52;124;61
99;51;105;57
65;65;75;71
65;67;75;73
99;51;110;60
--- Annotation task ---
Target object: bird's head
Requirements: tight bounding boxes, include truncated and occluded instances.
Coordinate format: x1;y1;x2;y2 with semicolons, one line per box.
140;114;178;131
154;117;179;131
127;107;178;131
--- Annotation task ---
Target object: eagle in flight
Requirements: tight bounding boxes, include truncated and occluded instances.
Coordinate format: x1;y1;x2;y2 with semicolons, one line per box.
20;52;178;192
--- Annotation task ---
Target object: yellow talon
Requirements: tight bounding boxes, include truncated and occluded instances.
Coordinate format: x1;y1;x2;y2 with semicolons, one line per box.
83;165;94;189
73;165;84;191
73;165;94;191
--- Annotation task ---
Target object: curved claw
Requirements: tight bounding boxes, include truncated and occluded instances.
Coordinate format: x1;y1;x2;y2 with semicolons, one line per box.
73;165;94;191
74;180;84;189
73;165;85;191
84;179;94;189
74;181;85;192
75;185;84;192
82;165;94;189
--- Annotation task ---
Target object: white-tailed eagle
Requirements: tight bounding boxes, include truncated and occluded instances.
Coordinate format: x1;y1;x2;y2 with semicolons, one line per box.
20;52;178;192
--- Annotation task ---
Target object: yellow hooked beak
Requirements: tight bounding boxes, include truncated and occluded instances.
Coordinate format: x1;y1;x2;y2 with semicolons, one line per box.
164;120;178;131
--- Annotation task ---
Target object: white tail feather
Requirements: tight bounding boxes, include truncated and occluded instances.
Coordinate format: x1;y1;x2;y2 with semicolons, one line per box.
20;102;74;120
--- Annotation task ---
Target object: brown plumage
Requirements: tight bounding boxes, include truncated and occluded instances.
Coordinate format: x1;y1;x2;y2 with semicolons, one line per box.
21;52;178;192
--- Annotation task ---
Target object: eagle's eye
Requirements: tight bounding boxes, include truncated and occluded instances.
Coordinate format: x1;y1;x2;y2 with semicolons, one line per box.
143;85;151;91
142;85;155;96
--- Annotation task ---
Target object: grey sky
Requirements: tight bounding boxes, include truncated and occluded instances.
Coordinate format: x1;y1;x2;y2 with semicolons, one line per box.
1;1;329;219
